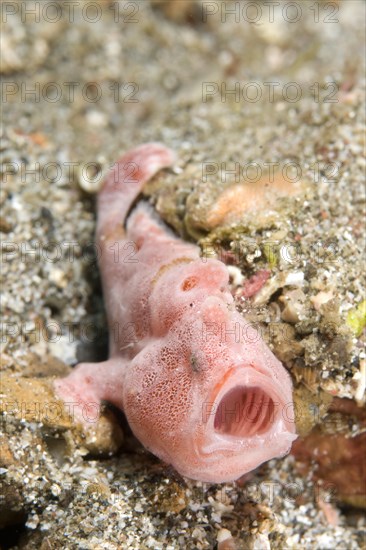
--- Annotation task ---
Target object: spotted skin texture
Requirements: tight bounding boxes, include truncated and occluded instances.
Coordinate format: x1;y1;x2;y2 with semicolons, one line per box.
54;143;297;483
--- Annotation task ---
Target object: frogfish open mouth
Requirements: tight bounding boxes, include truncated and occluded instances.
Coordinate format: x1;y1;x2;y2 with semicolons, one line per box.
54;143;297;483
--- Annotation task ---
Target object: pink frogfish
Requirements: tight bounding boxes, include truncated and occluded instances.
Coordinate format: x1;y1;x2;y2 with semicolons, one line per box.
54;143;297;482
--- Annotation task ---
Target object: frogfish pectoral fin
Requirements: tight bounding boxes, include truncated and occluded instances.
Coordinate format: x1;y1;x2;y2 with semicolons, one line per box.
54;358;127;427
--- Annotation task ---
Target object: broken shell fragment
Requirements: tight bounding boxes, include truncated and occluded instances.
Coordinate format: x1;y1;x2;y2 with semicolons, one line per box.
310;290;334;312
280;289;307;323
252;271;305;306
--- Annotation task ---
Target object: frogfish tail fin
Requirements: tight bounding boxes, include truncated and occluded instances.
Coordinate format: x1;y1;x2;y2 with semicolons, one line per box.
97;143;176;241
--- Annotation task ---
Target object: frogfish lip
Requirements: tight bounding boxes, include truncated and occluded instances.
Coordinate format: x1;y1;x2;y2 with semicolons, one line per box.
193;367;297;481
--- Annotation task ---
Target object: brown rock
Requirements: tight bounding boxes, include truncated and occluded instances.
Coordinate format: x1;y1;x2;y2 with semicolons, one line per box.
292;398;366;508
0;373;124;456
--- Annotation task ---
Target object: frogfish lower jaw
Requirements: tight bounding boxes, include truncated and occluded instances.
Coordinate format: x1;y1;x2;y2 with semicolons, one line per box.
190;369;297;482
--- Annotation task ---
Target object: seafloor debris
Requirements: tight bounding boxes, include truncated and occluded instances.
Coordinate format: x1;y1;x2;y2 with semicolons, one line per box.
292;397;366;509
151;0;200;24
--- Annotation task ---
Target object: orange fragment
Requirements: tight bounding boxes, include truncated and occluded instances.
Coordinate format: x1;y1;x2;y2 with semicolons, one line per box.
207;172;304;228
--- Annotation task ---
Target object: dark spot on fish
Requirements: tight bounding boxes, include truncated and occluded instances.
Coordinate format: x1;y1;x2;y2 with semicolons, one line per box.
190;353;199;372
